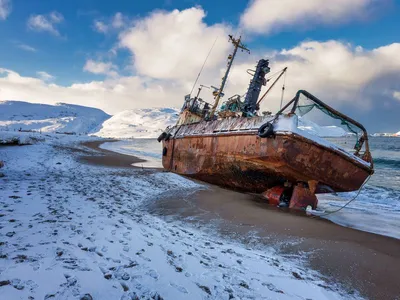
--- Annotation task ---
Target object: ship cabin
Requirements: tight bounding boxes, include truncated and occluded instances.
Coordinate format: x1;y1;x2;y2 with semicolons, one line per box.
177;94;212;125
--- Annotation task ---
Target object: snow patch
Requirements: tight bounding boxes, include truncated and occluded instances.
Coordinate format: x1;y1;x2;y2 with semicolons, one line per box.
298;118;348;137
93;108;179;139
0;130;44;145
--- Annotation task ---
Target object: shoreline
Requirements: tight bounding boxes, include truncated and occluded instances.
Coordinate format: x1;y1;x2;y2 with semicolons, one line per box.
148;187;400;300
80;140;146;168
80;140;400;300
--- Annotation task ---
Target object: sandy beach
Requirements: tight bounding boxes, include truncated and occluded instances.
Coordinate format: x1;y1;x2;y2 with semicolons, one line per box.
84;140;400;300
80;140;146;168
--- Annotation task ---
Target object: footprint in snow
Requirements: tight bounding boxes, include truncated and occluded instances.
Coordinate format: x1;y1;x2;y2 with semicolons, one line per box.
170;282;188;294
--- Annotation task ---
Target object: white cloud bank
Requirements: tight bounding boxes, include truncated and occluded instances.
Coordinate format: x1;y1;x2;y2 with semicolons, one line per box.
27;11;64;36
1;7;400;130
240;0;375;34
0;0;11;20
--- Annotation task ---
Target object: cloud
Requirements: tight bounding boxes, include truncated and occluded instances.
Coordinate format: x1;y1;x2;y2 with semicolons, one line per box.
17;43;37;52
112;12;124;29
2;6;400;131
0;68;186;114
2;39;400;130
83;59;118;77
27;11;64;36
94;21;108;33
118;7;230;81
0;0;11;20
93;12;127;34
394;91;400;101
240;0;375;34
228;41;400;116
36;71;55;81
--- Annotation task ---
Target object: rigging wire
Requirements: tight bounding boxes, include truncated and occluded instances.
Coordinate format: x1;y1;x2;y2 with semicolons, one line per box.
189;36;219;97
280;70;287;109
311;174;372;218
266;68;286;80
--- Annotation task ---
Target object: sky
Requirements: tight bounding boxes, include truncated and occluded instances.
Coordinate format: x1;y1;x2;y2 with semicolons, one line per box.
0;0;399;132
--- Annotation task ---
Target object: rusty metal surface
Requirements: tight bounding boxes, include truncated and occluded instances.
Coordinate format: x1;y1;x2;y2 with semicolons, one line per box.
168;115;274;137
162;129;373;194
289;184;318;210
261;186;285;206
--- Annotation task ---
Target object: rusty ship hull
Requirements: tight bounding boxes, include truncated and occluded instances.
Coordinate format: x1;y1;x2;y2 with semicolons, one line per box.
161;116;373;195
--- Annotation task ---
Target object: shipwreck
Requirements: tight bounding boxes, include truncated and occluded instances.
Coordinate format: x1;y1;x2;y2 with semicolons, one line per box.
158;35;374;210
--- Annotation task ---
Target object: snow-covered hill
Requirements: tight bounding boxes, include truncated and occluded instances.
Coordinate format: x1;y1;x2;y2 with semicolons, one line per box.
93;108;179;139
0;101;110;134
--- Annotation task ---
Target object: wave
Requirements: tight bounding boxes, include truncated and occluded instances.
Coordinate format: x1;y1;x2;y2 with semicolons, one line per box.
373;157;400;169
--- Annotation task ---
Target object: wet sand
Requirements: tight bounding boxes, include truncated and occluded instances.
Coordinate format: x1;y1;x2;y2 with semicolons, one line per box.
80;140;400;300
150;188;400;300
80;140;145;168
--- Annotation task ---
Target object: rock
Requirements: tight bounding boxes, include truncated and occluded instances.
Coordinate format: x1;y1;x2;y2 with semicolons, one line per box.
292;271;303;280
80;294;93;300
121;273;130;281
150;292;164;300
120;282;129;292
197;284;211;295
6;231;15;237
0;280;10;287
104;274;112;280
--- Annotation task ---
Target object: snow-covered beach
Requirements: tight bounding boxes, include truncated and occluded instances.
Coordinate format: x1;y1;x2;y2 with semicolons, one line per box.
1;133;400;300
0;133;358;300
1;101;399;300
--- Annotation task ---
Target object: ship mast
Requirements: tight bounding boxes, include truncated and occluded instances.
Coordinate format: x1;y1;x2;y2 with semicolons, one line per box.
209;35;250;117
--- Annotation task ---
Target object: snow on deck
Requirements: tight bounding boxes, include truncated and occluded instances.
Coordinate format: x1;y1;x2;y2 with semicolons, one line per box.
0;133;357;299
274;115;372;168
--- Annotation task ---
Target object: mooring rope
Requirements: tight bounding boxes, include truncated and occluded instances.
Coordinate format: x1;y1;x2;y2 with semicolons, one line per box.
311;174;372;218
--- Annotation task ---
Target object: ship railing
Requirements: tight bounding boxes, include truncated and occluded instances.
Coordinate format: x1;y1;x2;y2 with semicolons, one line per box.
276;90;373;167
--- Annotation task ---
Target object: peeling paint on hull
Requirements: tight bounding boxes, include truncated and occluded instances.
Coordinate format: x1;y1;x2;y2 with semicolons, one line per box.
162;130;373;194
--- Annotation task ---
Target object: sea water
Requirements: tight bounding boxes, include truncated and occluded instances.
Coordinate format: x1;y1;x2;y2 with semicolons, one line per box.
318;137;400;239
101;137;400;239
